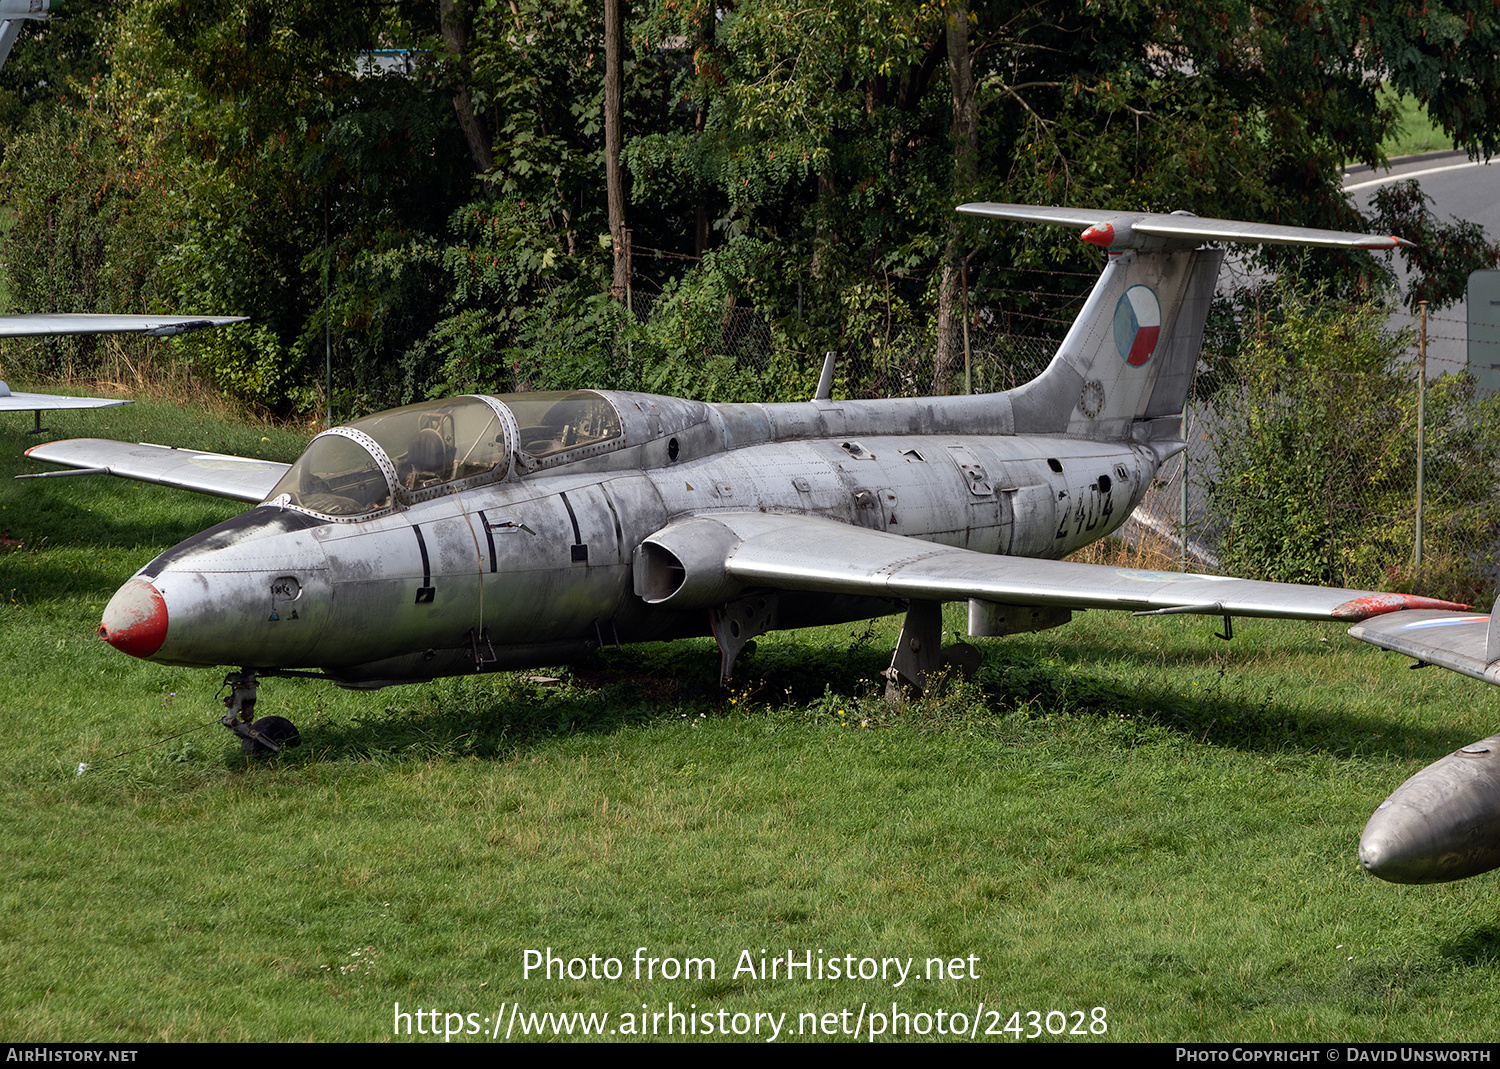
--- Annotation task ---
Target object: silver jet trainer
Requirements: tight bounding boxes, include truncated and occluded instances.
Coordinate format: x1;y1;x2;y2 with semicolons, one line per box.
25;204;1500;884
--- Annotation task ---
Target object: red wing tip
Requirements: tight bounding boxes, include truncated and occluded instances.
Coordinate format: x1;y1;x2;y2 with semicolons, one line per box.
1331;594;1472;621
23;438;84;457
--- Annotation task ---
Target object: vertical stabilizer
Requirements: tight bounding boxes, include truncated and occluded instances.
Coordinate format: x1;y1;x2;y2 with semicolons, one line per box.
958;203;1412;443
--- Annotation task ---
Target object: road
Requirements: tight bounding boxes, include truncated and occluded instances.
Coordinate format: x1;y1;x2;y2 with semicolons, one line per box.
1343;150;1500;376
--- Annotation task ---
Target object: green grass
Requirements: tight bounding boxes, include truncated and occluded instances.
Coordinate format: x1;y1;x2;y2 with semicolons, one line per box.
1372;87;1455;162
4;398;1500;1042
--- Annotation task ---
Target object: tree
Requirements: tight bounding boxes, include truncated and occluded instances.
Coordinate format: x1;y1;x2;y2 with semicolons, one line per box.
933;0;977;392
439;0;494;173
1369;180;1500;312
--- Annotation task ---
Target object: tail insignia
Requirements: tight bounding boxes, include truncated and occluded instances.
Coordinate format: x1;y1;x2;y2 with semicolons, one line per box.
1113;285;1161;367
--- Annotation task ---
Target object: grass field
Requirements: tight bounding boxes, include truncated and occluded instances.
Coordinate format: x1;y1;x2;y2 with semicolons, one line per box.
3;395;1500;1043
1372;88;1455;162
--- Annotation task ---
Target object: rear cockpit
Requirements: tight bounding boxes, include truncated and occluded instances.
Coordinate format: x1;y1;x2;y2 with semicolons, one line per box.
265;391;627;520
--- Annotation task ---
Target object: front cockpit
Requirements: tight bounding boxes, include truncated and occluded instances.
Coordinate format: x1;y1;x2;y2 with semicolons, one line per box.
264;391;625;520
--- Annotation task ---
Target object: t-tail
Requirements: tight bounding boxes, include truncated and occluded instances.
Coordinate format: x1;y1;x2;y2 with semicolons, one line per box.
958;203;1412;443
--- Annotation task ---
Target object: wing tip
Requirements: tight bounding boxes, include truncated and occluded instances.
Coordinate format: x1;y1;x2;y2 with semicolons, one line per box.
1332;593;1472;621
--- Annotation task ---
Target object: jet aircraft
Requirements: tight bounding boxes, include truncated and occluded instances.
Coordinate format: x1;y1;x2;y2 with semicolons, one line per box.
22;205;1500;886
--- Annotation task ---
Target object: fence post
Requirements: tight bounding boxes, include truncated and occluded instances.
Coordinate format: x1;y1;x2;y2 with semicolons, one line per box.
1416;300;1426;576
1180;406;1189;572
324;189;332;429
961;264;972;395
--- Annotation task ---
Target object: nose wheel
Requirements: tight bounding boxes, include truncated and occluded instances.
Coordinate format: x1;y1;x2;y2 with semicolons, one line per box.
219;670;302;754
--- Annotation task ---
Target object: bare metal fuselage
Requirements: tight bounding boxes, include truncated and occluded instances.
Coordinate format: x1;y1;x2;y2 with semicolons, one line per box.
127;390;1165;686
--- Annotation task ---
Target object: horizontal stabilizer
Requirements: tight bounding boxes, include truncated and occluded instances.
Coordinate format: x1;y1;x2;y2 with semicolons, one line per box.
22;438;288;502
957;203;1414;253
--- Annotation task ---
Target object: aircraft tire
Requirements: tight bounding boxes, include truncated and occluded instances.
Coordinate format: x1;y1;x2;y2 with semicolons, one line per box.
243;715;302;755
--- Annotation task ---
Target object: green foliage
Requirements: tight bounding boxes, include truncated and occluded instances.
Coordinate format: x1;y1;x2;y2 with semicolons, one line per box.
190;323;292;411
412;210;819;403
1208;292;1500;603
414;198;621;398
0;101;180;378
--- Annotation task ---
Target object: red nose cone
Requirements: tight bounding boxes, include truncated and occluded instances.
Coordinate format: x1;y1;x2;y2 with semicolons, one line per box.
99;579;169;659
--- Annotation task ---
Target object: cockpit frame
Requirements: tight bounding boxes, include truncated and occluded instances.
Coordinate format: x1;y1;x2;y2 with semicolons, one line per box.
263;391;625;522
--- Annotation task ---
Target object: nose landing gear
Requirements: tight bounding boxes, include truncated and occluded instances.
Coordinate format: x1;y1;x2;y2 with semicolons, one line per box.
219;670;302;754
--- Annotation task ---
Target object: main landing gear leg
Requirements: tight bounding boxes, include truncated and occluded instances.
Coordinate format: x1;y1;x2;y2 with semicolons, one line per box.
219;670;302;755
885;601;981;699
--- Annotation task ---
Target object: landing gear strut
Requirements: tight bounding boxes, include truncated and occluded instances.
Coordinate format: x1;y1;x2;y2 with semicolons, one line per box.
219;670;301;754
884;600;981;698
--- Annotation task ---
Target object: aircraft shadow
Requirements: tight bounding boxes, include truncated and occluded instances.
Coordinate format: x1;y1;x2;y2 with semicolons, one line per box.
253;631;1485;769
1440;925;1500;966
1023;627;1495;762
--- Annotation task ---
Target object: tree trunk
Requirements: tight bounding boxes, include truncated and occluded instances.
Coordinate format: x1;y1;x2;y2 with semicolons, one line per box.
693;5;716;259
933;1;977;394
439;0;494;174
606;0;629;301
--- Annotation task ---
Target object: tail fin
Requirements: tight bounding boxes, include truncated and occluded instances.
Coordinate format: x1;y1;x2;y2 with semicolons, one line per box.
959;204;1412;443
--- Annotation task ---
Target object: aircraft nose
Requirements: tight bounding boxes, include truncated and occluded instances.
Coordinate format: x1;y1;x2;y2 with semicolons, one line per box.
1359;736;1500;884
1357;811;1423;883
99;578;169;659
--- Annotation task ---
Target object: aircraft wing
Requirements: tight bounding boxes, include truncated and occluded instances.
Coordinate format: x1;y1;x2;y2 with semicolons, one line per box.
648;512;1463;622
20;439;288;502
0;316;246;422
1348;611;1500;684
0;314;247;337
0;383;130;413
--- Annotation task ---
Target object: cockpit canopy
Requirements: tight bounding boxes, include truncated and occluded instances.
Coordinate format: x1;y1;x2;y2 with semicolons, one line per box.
265;391;622;519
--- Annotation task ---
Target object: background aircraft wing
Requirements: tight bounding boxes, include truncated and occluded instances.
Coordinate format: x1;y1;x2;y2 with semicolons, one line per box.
649;512;1462;622
0;383;130;412
1348;610;1500;684
20;439;288;502
0;315;246;423
0;314;246;337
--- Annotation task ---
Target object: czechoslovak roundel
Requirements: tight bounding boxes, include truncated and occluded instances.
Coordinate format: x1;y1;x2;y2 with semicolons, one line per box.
1113;285;1161;367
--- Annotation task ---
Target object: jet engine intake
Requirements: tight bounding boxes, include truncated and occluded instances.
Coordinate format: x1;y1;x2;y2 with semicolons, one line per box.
632;517;743;608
